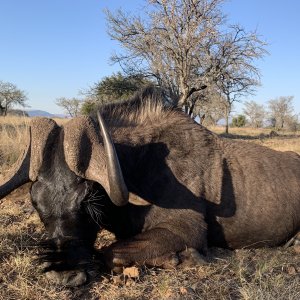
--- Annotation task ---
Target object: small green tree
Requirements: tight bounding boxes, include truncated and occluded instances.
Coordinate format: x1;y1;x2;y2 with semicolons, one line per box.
231;115;246;127
81;72;154;114
285;114;299;132
91;72;153;103
0;80;27;116
81;99;97;115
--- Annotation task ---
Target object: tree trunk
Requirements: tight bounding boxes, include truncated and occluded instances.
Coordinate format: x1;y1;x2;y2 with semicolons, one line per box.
178;86;207;108
0;104;5;116
225;111;229;134
224;99;231;134
178;92;189;108
184;105;189;114
188;102;195;117
4;105;8;116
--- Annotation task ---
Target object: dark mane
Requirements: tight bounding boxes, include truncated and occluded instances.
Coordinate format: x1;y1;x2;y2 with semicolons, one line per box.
98;87;179;128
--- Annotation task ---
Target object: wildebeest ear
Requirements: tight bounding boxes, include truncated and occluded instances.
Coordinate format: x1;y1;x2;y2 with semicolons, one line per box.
0;118;59;199
63;116;110;194
29;118;60;179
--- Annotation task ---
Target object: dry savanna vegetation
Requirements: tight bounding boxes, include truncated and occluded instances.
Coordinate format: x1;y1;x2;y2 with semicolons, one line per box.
0;116;299;300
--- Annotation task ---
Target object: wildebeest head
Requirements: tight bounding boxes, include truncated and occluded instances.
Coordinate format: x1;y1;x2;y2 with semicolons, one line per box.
0;113;128;265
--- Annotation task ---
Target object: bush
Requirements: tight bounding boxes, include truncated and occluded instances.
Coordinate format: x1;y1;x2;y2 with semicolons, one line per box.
81;101;97;115
231;115;246;127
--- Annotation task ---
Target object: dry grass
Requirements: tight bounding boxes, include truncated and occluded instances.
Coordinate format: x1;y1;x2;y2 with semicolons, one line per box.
0;116;29;173
209;126;272;136
0;118;300;299
255;138;300;154
209;126;300;154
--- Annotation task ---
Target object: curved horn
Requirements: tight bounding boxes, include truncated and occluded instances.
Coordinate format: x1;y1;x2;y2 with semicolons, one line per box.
97;111;128;206
0;128;31;199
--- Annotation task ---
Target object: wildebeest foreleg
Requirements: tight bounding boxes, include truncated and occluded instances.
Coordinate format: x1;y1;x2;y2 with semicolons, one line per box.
102;227;189;270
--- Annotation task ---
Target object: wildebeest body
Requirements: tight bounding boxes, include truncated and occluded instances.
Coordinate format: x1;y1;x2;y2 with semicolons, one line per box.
106;110;300;250
1;88;300;286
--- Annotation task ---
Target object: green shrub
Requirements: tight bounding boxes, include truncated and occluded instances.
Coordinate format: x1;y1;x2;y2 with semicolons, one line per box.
232;115;246;127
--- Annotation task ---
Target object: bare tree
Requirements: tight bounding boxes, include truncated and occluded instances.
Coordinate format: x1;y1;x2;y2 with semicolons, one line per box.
0;80;27;116
285;114;299;133
243;100;266;128
268;96;294;130
55;97;82;117
105;0;225;108
214;26;267;133
105;0;267;122
191;87;227;126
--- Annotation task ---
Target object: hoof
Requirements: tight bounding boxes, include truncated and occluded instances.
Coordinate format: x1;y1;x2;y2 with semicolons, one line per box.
45;270;87;287
161;253;180;269
178;248;207;268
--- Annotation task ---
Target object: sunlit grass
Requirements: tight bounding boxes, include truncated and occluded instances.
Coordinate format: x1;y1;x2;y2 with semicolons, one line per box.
208;125;300;154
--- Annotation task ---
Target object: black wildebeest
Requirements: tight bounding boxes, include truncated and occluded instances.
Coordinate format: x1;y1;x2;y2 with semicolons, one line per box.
0;88;300;286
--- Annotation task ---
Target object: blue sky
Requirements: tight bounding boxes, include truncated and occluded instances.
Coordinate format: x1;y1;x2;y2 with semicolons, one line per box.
0;0;299;115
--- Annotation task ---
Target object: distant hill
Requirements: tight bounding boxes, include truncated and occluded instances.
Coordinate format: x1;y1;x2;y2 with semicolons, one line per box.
7;109;29;117
26;110;66;118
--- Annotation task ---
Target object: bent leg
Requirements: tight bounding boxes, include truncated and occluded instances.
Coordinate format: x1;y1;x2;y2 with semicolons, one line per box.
102;227;190;269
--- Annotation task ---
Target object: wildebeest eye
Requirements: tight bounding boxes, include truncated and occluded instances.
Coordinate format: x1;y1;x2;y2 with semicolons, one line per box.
76;177;84;184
